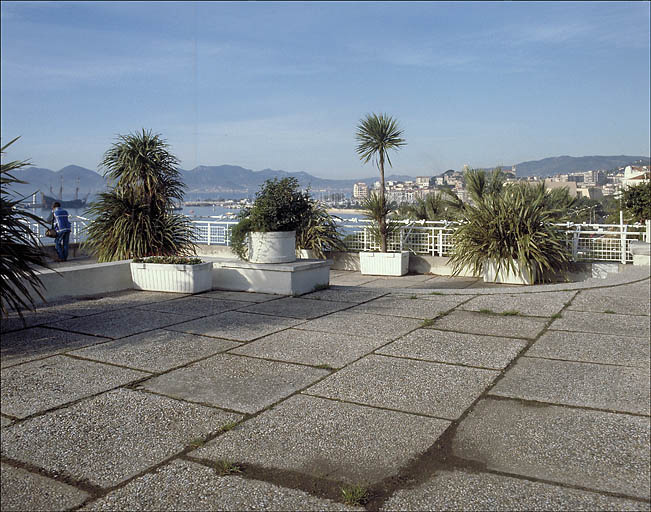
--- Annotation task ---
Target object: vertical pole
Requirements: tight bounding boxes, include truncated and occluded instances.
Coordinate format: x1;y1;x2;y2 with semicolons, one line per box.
646;220;650;243
438;229;443;256
572;226;580;260
399;227;403;252
363;227;368;252
621;224;627;264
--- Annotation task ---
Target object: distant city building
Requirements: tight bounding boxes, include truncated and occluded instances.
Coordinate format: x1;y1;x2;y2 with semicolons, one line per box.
544;179;578;197
353;182;369;199
576;187;604;200
416;176;432;187
622;165;650;189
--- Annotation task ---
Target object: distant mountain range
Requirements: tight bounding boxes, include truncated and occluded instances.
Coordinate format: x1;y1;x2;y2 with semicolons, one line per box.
9;155;650;201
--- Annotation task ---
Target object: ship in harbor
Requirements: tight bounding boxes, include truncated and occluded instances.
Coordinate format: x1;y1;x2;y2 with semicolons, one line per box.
40;177;89;209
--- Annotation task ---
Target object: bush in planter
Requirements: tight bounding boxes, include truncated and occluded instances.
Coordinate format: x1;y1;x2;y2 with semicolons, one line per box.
1;137;51;319
361;192;401;250
85;130;196;262
296;200;347;259
231;177;311;260
449;180;571;284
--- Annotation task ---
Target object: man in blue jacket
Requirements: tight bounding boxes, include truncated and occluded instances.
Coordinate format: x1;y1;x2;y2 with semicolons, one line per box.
51;202;72;261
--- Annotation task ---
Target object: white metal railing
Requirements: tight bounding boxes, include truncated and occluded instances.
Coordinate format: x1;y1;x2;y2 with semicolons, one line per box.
19;216;91;244
23;215;651;264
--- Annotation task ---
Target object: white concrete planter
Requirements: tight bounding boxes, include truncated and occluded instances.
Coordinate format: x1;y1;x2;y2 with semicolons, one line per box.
249;231;296;264
483;260;536;285
130;261;213;293
359;251;409;276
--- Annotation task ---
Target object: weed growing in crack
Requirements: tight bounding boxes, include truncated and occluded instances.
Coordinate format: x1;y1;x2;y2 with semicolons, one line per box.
604;310;616;314
341;484;369;506
551;313;562;319
188;438;205;448
421;318;436;327
410;295;418;299
219;422;238;433
501;310;520;316
429;291;444;295
215;459;242;476
478;308;493;314
315;363;336;370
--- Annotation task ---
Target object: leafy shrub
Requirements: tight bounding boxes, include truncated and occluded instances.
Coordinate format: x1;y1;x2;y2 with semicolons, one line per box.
1;137;50;318
296;200;346;258
622;181;651;223
230;177;311;260
449;179;571;283
85;130;196;261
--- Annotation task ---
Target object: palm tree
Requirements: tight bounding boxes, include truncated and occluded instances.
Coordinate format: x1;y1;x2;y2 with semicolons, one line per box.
398;191;448;221
355;113;406;252
85;130;195;262
1;137;50;319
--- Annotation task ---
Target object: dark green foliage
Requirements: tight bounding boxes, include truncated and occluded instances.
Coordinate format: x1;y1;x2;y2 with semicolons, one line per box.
355;113;406;252
622;182;651;222
296;200;347;258
1;137;51;318
230;177;312;260
397;191;451;221
84;130;195;262
449;174;572;284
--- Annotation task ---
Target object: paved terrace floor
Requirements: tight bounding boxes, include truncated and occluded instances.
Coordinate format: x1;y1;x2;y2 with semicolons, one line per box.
1;267;650;511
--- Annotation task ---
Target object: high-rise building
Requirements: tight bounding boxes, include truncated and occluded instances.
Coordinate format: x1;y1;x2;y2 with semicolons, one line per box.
353;182;369;199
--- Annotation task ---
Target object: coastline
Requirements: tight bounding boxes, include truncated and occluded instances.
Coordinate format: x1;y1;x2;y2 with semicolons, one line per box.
327;208;366;215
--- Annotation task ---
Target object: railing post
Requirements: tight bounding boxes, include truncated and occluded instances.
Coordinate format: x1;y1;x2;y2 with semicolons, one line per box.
363;227;368;251
621;225;627;264
399;227;404;252
646;220;651;243
572;226;580;260
437;229;443;256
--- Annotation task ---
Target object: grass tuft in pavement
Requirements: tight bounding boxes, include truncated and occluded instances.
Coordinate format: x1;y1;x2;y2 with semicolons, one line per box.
341;484;369;506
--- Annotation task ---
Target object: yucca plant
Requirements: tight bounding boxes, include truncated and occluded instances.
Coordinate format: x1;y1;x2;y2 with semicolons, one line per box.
295;200;346;258
397;191;450;221
84;130;195;262
449;180;571;283
1;137;50;319
355;113;406;252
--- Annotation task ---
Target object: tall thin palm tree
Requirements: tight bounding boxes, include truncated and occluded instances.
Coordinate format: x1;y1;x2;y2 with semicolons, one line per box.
355;113;406;252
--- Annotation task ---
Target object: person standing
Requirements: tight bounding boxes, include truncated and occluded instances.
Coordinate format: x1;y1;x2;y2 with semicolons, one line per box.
51;202;71;261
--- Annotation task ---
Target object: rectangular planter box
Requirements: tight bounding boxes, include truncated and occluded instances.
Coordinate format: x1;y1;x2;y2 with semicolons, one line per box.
483;260;536;285
130;261;213;293
359;251;410;276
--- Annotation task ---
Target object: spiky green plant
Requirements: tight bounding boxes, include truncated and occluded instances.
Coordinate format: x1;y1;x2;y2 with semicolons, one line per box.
0;137;50;319
355;113;406;252
397;191;449;221
296;200;347;258
449;181;571;283
361;192;400;251
84;130;195;261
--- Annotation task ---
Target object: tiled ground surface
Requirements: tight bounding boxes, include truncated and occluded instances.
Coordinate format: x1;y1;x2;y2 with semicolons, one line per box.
1;269;649;511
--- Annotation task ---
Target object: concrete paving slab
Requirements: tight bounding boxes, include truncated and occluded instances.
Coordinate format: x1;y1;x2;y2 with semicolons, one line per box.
1;355;149;418
135;297;246;317
1;311;75;334
306;354;498;419
528;330;651;368
377;329;527;370
409;276;479;289
1;416;12;427
350;295;468;319
359;274;436;288
1;327;110;369
197;290;281;302
382;468;647;511
328;275;381;286
491;357;651;415
569;291;651;316
1;388;241;488
550;310;651;338
229;328;387;368
192;394;450;485
167;311;303;342
46;308;196;339
432;310;548;339
91;289;190;306
461;291;576;317
142;354;328;414
236;297;355;319
452;398;651;499
599;280;651;300
297;311;422;341
71;329;240;372
301;286;388;304
82;459;359;511
1;463;90;512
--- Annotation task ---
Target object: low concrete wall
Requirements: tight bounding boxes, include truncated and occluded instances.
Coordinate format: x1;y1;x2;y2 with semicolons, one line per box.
28;260;133;305
40;242;92;262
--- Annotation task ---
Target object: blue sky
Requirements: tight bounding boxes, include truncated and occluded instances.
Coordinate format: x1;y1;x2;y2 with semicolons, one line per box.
1;1;649;179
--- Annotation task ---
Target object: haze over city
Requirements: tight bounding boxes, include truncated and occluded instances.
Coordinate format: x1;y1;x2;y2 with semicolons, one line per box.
1;1;650;179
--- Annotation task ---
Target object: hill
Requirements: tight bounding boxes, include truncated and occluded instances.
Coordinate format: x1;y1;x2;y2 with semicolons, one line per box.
512;155;650;177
